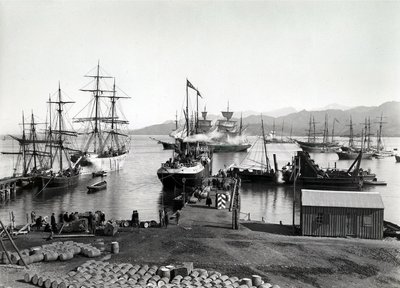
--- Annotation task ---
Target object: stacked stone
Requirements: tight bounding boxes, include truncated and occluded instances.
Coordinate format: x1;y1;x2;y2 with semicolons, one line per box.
24;260;280;288
0;241;101;266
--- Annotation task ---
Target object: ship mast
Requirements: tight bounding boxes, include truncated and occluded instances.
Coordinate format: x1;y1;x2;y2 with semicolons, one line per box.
347;116;354;148
48;83;76;172
375;113;387;151
22;111;27;175
186;79;189;137
261;116;271;171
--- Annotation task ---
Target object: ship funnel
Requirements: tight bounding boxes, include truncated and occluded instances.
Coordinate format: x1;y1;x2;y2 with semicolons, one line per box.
221;111;234;120
202;111;208;120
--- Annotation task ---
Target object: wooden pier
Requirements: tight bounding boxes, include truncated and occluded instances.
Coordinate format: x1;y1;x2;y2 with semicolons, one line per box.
0;176;35;202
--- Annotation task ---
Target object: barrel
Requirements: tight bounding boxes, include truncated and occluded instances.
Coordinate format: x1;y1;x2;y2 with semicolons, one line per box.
24;272;34;283
251;275;262;287
159;268;170;280
240;278;252;287
31;274;39;285
44;252;59;261
111;242;119;254
59;252;74;261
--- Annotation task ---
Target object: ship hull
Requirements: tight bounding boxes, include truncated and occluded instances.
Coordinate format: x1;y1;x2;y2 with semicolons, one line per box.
337;151;373;160
209;143;251;153
282;173;363;190
396;155;400;163
75;153;128;175
41;173;80;188
160;141;175;150
157;163;209;189
230;168;276;183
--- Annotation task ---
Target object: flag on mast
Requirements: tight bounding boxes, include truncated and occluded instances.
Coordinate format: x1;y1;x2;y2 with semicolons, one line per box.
187;79;196;90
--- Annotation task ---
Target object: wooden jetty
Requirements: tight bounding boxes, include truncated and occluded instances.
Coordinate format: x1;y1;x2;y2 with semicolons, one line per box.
0;177;24;202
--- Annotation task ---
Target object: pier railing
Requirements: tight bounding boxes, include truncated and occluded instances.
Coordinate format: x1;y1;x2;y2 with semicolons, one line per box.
231;178;241;230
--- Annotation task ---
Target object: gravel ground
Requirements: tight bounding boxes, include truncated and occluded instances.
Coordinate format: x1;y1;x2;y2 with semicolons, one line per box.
1;205;400;288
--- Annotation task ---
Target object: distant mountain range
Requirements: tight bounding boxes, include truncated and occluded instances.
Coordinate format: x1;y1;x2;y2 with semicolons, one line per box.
131;101;400;137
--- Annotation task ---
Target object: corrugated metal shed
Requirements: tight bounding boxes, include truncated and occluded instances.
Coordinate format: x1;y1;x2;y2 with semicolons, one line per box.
302;189;384;209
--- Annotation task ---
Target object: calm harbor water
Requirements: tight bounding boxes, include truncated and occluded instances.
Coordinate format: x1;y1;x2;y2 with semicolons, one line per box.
0;135;399;225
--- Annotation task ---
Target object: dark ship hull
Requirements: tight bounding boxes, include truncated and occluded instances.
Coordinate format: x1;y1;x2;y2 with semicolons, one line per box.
41;173;80;188
157;162;209;189
208;143;251;153
337;151;373;160
230;167;276;182
283;151;363;190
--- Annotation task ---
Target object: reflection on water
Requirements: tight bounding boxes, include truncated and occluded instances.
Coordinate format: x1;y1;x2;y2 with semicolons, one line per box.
0;136;399;225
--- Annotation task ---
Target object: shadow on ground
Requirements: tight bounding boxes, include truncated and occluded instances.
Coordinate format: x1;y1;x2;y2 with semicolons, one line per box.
241;222;295;236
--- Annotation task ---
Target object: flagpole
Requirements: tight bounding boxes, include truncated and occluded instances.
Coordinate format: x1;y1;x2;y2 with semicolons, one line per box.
186;79;189;137
196;89;199;134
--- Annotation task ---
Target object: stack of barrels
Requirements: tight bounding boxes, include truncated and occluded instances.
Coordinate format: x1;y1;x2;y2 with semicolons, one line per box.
23;259;279;288
0;241;101;266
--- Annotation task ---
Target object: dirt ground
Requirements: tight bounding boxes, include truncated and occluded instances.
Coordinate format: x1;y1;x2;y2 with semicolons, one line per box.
1;204;400;288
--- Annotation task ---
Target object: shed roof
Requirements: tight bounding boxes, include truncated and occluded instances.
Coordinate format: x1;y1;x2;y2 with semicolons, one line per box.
301;190;384;209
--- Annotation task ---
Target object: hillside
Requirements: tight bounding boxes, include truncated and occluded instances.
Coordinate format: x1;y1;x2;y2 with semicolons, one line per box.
131;101;400;136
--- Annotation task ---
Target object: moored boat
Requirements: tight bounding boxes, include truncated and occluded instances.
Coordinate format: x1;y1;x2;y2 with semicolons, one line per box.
92;170;107;177
282;150;364;190
40;84;80;188
229;117;277;183
208;103;250;153
71;62;131;174
157;80;211;189
87;180;107;192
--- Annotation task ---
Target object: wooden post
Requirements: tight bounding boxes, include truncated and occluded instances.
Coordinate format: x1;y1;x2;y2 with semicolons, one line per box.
0;237;12;264
0;219;29;268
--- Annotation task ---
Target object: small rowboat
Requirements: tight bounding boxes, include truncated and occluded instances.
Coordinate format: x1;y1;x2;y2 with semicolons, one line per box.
87;180;107;192
92;171;107;177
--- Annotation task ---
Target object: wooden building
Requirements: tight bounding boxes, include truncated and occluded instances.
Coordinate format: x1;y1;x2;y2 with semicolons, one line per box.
301;189;384;239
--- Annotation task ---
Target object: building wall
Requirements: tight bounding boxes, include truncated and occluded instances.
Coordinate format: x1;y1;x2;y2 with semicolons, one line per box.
301;206;384;239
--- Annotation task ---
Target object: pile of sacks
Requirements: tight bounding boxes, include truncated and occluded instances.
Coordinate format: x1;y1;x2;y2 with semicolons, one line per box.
24;260;280;288
1;240;101;266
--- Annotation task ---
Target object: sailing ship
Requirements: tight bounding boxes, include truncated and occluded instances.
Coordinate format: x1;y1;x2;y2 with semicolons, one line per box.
229;117;277;182
157;79;211;189
296;114;339;153
150;112;180;150
208;103;251;153
336;117;374;160
372;114;394;158
264;119;293;144
2;112;50;186
282;150;364;190
70;63;131;174
40;84;80;188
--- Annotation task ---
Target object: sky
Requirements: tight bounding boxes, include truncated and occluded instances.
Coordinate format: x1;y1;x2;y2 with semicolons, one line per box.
0;0;399;134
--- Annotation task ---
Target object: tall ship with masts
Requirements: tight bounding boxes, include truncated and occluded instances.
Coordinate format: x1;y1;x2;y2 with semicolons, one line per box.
41;84;80;188
208;102;251;153
337;116;374;160
2;112;49;186
157;79;211;189
296;114;339;153
70;63;131;174
229;116;277;182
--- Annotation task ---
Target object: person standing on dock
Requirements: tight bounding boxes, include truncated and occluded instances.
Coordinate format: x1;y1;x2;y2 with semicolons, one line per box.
31;211;36;224
51;213;57;233
164;211;169;228
175;210;181;225
63;212;69;223
159;209;165;227
88;211;94;234
206;196;212;207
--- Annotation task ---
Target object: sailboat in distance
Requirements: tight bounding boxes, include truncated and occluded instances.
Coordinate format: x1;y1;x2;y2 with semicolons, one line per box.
71;62;131;174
